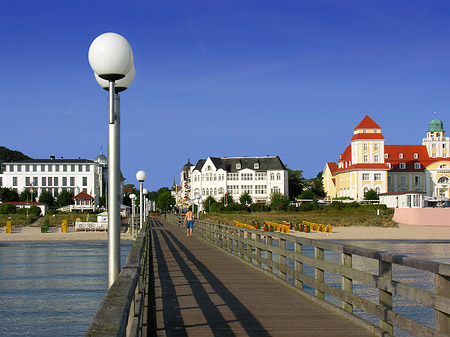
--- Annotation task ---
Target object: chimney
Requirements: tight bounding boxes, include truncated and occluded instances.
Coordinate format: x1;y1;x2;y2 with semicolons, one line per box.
50;156;55;160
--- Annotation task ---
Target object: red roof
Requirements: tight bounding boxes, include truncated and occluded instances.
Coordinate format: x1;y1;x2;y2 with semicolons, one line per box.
354;115;381;130
350;133;385;141
73;191;93;200
335;163;390;173
326;162;338;175
339;145;352;162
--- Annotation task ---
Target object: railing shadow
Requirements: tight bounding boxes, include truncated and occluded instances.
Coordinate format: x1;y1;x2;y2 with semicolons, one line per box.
151;219;271;337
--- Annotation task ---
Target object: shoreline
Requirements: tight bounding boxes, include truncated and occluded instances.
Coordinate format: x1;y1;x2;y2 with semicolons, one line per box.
3;223;450;242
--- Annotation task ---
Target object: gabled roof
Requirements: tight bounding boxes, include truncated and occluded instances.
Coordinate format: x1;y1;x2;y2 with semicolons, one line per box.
325;162;338;175
193;156;287;172
384;145;429;172
339;145;351;162
354;115;381;131
73;191;93;200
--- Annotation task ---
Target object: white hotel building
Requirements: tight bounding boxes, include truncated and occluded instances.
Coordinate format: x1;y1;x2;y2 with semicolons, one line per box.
0;153;108;203
174;156;289;207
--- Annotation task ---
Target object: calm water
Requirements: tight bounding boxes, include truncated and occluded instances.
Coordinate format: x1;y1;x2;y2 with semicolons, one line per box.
0;241;132;337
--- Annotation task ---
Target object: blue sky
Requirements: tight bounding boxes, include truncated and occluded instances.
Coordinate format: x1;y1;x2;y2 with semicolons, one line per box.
2;0;450;191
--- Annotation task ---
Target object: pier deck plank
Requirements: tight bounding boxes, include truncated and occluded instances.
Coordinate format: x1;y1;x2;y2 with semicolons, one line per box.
150;218;375;337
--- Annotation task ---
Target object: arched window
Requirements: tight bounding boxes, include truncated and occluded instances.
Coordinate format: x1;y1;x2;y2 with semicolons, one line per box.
375;187;380;194
374;155;379;163
363;155;368;163
440;164;447;169
214;188;217;195
270;173;275;180
374;143;379;151
363;187;369;195
277;173;281;180
363;143;368;151
218;188;224;195
438;176;449;184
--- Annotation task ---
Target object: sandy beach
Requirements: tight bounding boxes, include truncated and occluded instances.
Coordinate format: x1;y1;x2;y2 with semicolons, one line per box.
2;222;450;242
0;225;134;242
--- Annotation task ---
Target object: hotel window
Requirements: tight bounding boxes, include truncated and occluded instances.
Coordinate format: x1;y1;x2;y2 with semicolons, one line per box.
25;165;30;172
9;165;13;172
414;163;421;169
399;153;404;159
78;165;83;172
85;165;90;172
41;165;45;172
254;162;259;169
388;176;392;187
33;165;37;172
374;173;381;181
227;172;238;181
387;163;391;168
374;143;379;151
48;177;52;186
362;174;370;181
270;173;275;180
0;177;2;187
438;176;449;184
13;177;17;186
413;195;421;207
70;177;75;186
227;185;239;195
414;176;422;186
25;177;30;186
363;155;368;163
63;165;67;172
33;177;38;186
255;185;267;194
374;155;379;163
400;176;407;186
42;177;46;186
218;187;224;195
271;186;280;194
241;185;252;194
385;153;389;159
48;165;52;172
440;164;447;169
55;165;59;172
399;163;406;169
276;173;281;180
363;143;368;151
17;165;21;172
432;144;436;149
255;172;266;180
414;153;418;159
241;173;253;181
71;165;75;172
54;177;59;186
62;177;67;186
236;163;241;170
83;177;88;186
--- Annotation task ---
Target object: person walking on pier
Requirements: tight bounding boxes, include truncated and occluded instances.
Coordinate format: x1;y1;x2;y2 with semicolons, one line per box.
184;207;194;237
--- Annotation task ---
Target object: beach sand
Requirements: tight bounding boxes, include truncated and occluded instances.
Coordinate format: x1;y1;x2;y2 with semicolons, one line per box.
0;225;134;242
2;222;450;241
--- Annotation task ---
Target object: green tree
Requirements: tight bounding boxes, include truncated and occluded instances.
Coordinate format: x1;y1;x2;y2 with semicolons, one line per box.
310;171;326;198
364;189;379;201
299;190;315;200
98;195;106;208
239;192;252;206
156;191;175;211
220;194;234;207
56;190;74;208
287;168;306;200
204;196;216;212
269;192;290;211
0;187;19;202
19;189;35;202
0;203;16;214
38;190;54;207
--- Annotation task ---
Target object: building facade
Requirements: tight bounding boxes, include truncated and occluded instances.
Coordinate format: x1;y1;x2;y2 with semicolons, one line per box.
173;156;288;209
324;115;450;207
0;153;108;204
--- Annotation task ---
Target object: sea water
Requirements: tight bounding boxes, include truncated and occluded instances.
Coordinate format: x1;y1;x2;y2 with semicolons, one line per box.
0;241;132;337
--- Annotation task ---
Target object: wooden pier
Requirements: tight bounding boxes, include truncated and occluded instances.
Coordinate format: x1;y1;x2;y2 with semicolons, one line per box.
150;217;375;336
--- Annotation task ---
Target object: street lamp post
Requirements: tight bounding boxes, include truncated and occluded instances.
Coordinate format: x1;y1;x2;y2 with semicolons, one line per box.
89;32;135;288
196;194;201;220
143;188;148;224
136;171;146;230
129;193;136;238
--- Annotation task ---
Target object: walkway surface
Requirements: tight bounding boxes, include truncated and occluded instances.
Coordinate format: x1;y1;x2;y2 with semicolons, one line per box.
150;217;376;337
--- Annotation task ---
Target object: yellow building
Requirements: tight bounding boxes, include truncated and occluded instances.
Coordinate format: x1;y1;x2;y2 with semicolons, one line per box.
324;115;450;207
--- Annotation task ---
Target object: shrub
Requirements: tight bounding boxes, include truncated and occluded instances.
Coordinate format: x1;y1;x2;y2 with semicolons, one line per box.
0;203;17;214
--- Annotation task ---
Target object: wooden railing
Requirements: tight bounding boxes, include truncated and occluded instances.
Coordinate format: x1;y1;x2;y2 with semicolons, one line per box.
168;215;450;337
85;220;152;337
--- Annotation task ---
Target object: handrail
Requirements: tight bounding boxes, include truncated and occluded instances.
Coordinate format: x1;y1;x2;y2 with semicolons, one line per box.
167;214;450;337
85;220;151;337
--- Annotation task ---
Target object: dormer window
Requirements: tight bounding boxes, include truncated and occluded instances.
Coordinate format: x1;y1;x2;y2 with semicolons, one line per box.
387;163;391;168
236;162;241;169
414;163;421;169
399;153;404;159
385;153;389;159
414;153;418;159
399;163;406;169
254;162;260;169
440;164;447;169
374;130;378;133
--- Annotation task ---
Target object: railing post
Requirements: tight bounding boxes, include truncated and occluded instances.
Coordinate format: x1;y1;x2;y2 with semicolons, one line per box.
435;273;450;334
280;237;286;280
342;252;353;313
267;235;273;274
256;233;262;268
315;247;324;300
379;260;393;335
295;241;303;289
247;230;253;263
240;229;245;260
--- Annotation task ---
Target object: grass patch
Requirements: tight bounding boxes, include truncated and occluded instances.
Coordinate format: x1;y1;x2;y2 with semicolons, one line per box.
202;205;396;228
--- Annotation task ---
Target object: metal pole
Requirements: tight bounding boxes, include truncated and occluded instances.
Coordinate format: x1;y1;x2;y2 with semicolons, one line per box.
108;82;121;288
131;198;135;238
140;182;143;230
